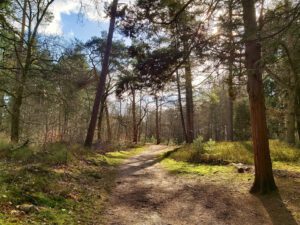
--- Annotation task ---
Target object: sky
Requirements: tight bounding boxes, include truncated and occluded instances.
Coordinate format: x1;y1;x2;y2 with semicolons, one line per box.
60;13;109;41
39;0;130;42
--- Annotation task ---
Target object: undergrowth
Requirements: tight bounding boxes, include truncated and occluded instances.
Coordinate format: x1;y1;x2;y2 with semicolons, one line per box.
0;137;145;224
166;139;300;166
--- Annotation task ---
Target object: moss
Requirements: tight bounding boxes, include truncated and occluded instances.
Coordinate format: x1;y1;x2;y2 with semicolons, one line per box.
161;158;234;175
88;147;146;166
273;162;300;173
0;214;20;225
33;208;76;225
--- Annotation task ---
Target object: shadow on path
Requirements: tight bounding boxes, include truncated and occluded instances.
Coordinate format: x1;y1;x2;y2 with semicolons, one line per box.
258;192;298;225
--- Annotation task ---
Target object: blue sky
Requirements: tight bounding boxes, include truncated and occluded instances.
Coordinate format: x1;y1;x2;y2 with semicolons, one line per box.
61;13;109;42
41;0;130;43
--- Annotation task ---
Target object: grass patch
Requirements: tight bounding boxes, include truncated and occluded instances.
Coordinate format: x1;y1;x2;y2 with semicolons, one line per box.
104;147;145;166
162;139;300;182
161;158;234;176
167;139;300;166
87;147;145;166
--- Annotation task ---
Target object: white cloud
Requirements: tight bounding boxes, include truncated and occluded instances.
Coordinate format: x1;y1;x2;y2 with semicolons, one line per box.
40;0;113;35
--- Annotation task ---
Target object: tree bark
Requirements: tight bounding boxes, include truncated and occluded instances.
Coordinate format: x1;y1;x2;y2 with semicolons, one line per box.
155;95;160;144
226;0;234;141
227;97;234;141
84;0;118;147
176;70;188;142
241;0;277;194
286;88;296;144
10;0;54;142
105;103;112;143
138;91;143;142
132;88;138;144
184;53;194;143
296;86;300;140
0;93;4;129
10;0;27;143
97;98;106;142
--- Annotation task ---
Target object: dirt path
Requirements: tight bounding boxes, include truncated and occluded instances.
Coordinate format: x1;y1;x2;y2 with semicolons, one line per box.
103;145;298;225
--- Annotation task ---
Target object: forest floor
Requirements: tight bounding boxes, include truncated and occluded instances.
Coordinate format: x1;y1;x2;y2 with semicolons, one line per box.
0;142;146;225
103;145;300;225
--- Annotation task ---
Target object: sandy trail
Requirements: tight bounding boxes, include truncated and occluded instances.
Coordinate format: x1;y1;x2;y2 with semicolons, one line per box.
103;145;298;225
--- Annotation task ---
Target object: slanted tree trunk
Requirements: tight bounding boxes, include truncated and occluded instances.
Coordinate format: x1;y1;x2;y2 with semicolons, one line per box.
286;88;296;144
155;95;160;144
184;52;194;143
132;88;138;144
84;0;118;147
241;0;277;194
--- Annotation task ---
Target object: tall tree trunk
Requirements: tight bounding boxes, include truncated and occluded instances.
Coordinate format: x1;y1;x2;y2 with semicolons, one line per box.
176;70;188;142
296;85;300;140
145;113;149;143
138;91;143;142
184;52;194;143
117;100;122;140
84;0;118;147
105;103;112;143
0;93;4;129
132;88;138;144
227;96;234;141
155;95;160;144
241;0;277;194
227;0;234;141
97;98;106;142
286;88;296;144
10;0;27;143
10;91;23;142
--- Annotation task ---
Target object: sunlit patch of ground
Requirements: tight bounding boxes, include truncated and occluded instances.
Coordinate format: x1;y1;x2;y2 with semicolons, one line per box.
161;142;300;224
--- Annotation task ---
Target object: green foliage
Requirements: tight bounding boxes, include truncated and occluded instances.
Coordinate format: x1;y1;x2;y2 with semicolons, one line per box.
41;143;70;166
270;140;300;162
203;141;253;164
9;147;35;162
192;136;204;153
0;140;72;165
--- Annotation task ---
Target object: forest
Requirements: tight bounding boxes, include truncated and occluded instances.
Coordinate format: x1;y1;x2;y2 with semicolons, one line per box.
0;0;300;224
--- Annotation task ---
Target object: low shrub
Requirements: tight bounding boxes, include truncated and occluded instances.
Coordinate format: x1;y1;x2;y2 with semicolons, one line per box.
166;139;300;165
